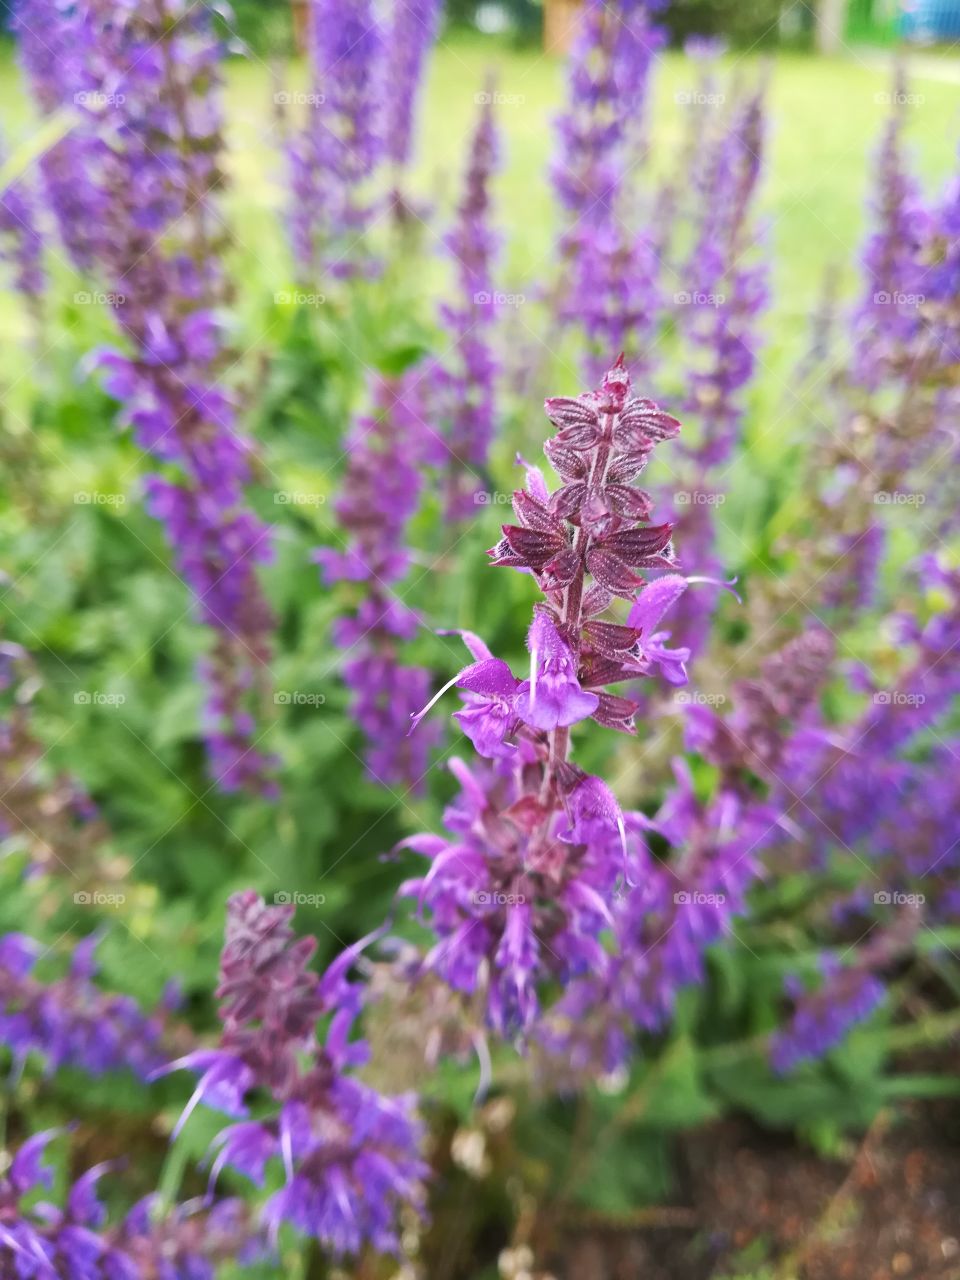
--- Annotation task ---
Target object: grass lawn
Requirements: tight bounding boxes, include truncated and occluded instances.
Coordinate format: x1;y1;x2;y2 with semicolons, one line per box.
219;36;960;314
0;34;956;388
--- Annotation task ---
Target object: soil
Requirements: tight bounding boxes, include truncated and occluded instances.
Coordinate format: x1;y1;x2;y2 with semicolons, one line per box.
549;1102;960;1280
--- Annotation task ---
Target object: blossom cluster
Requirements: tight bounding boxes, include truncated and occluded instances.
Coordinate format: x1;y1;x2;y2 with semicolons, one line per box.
16;0;276;793
0;1130;266;1279
289;0;443;274
316;376;440;789
164;890;427;1257
405;357;691;1037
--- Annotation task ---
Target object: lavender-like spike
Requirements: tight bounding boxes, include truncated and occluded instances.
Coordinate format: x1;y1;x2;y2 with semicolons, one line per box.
13;0;104;272
0;139;44;307
541;627;835;1074
290;0;385;277
315;376;440;790
667;84;768;661
161;891;427;1257
436;90;500;517
851;69;928;389
552;0;665;371
0;1132;269;1277
383;0;443;175
406;358;689;1037
0;931;173;1080
17;0;277;793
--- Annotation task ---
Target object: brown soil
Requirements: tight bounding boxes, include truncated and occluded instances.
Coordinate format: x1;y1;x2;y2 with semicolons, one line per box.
549;1102;960;1280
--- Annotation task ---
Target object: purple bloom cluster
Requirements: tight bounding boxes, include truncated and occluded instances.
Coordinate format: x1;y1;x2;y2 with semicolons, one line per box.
552;1;666;370
0;932;169;1080
542;628;833;1073
667;85;768;660
0;138;44;305
0;1130;266;1279
406;357;694;1037
290;0;442;274
383;0;444;174
851;77;928;389
163;890;427;1258
16;0;277;793
316;376;440;789
435;91;501;517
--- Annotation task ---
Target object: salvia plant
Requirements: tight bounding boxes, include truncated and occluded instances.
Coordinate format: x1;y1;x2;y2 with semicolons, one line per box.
16;0;277;794
2;0;960;1271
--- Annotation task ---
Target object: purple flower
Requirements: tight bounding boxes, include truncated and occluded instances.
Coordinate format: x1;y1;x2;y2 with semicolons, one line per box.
405;358;688;1036
164;892;427;1258
514;612;599;730
290;0;385;276
433;89;501;516
318;375;440;790
0;931;168;1080
16;0;277;793
383;0;443;172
